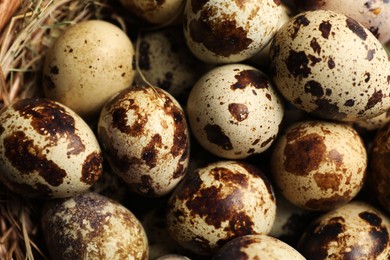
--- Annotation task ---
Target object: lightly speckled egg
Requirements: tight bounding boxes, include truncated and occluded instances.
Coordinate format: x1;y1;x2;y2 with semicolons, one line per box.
269;9;390;122
213;234;306;260
119;0;185;25
135;26;212;104
41;192;148;260
97;85;190;197
271;120;367;211
0;98;103;198
183;0;283;64
352;107;390;132
166;160;276;255
292;0;390;43
297;200;390;259
43;20;136;120
186;64;284;159
368;121;390;214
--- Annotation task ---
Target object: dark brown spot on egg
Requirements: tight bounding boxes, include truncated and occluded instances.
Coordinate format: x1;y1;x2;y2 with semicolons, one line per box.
314;172;342;191
0;125;4;135
138;175;156;196
364;72;371;83
319;20;332;39
13;98;85;154
4;131;66;187
308;54;322;66
310;37;321;54
157;72;173;91
305;193;351;210
273;0;281;5
228;103;249;122
369;26;380;39
221;211;255;244
366;49;375;61
81;152;103;185
365;89;383;110
111;99;147;137
313;99;348;120
344;99;355;107
142;134;162;168
305;80;324;97
261;136;275;148
189;9;253;57
327;57;335;69
213;236;254;259
284;133;326;176
231;69;269;90
291;15;310;39
346;17;367;41
286;50;311;78
297;216;345;259
204;124;233;150
50;65;59;75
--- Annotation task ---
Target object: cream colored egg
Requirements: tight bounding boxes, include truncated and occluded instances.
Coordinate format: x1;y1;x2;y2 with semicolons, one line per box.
183;0;282;63
213;234;306;260
271;120;367;211
97;85;190;197
41;192;148;259
0;98;103;198
166;161;276;255
270;9;390;122
187;64;284;159
120;0;185;25
297;201;390;259
43;20;136;120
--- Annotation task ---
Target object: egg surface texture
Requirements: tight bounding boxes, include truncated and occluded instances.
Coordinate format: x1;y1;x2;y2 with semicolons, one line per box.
166;161;276;255
41;192;148;260
187;64;284;159
213;234;305;260
183;0;282;63
98;85;190;197
0;98;103;198
297;201;390;259
43;20;136;120
270;9;390;122
271;120;367;211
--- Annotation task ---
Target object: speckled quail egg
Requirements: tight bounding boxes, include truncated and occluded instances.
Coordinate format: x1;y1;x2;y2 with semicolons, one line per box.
271;120;367;211
135;26;212;104
186;64;284;159
213;234;306;260
353;107;390;132
297;200;390;259
41;192;148;260
368;122;390;214
270;9;390;122
0;98;103;198
43;20;136;120
292;0;390;43
97;85;190;197
166;160;276;255
119;0;185;25
183;0;283;63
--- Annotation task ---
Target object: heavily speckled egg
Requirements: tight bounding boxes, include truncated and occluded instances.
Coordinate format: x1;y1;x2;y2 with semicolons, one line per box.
166;161;276;255
297;201;390;259
213;234;306;260
119;0;185;25
97;85;190;197
292;0;390;43
270;9;390;122
0;98;103;198
186;64;284;159
43;20;136;120
41;192;148;259
183;0;283;63
271;120;367;211
368;122;390;214
135;26;212;104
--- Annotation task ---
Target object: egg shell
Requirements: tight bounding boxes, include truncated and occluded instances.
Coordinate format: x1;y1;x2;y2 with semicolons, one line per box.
353;107;390;132
43;20;136;120
97;85;190;197
292;0;390;43
183;0;282;63
186;64;284;159
0;98;103;198
368;122;390;214
41;192;148;259
213;234;306;260
119;0;184;25
270;9;390;122
166;161;276;255
271;120;367;211
135;26;212;104
156;255;191;260
297;201;390;259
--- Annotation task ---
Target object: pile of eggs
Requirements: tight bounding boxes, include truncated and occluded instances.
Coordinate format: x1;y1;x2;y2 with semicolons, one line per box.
1;0;390;259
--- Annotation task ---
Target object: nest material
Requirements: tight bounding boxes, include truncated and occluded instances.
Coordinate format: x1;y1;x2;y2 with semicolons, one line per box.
0;1;123;259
